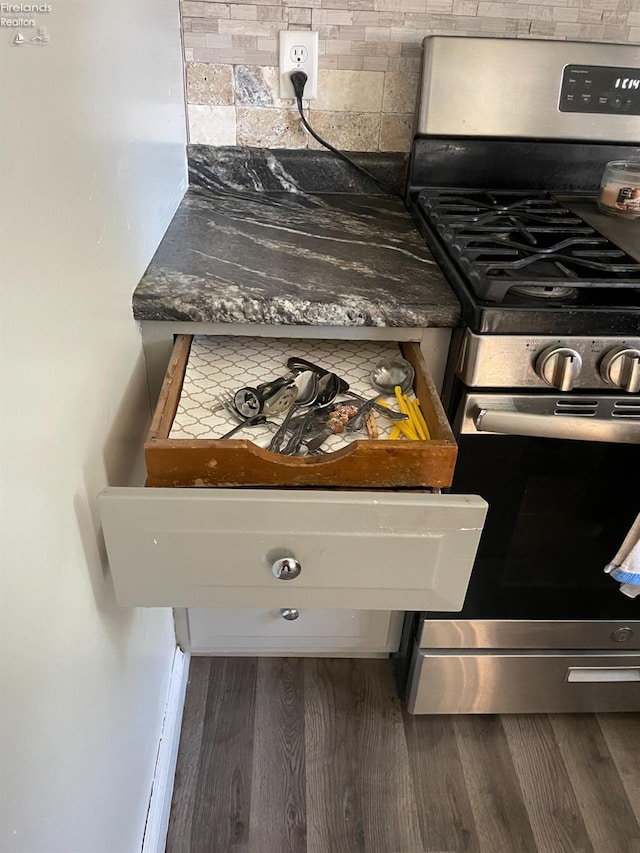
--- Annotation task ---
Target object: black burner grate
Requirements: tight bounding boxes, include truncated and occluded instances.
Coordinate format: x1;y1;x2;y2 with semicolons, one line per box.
416;190;640;302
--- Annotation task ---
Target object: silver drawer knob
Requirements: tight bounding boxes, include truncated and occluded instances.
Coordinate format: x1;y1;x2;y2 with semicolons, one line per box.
280;608;300;621
272;556;301;580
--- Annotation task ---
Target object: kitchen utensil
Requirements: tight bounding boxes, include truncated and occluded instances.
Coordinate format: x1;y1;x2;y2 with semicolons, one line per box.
286;356;350;393
219;413;272;440
281;372;341;455
232;375;296;418
370;357;415;395
232;386;263;418
386;387;430;441
268;371;319;453
365;409;378;439
343;390;408;421
303;430;332;454
302;401;371;452
213;392;244;422
344;396;383;433
263;384;298;415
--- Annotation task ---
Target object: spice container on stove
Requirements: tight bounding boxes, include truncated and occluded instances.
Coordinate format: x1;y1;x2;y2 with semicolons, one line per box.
597;160;640;219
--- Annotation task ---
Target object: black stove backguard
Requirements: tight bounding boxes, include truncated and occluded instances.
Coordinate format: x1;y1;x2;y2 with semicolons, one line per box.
407;139;640;194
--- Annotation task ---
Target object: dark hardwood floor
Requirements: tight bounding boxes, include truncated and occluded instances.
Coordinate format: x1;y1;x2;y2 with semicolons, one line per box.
167;658;640;853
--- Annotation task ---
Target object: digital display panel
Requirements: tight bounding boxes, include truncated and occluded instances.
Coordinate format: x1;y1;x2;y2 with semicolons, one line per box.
559;64;640;116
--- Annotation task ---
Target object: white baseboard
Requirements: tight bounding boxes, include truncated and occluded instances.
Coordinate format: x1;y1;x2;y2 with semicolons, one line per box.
142;646;190;853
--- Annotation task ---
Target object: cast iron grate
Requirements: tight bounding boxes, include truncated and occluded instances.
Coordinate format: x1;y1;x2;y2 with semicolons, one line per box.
416;189;640;302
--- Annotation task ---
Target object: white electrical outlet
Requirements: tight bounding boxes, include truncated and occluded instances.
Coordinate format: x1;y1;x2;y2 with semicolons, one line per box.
279;30;319;99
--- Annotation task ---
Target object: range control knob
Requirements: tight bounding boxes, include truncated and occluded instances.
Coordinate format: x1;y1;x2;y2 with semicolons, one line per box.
535;345;583;391
600;346;640;393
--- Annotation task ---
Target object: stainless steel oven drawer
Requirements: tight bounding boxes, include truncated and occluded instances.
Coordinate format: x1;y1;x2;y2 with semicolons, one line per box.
407;648;640;714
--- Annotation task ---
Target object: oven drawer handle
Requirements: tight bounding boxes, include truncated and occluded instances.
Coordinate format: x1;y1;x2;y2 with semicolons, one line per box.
474;408;640;443
566;667;640;683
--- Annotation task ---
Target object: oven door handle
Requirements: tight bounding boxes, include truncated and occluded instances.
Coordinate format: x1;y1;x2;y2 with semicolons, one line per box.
566;667;640;683
474;407;640;443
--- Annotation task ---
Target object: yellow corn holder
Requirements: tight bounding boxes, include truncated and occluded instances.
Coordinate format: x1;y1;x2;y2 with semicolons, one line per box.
380;387;431;441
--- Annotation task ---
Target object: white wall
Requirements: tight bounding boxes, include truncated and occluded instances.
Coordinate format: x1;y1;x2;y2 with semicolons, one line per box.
0;1;188;851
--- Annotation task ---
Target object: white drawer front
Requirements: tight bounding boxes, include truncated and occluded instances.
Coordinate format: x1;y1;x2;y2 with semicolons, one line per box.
99;488;486;611
187;608;402;654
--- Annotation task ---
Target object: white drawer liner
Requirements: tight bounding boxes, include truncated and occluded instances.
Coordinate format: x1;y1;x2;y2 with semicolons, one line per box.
169;335;408;449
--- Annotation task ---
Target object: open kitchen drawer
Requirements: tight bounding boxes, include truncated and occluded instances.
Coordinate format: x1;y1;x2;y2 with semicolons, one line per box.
144;334;459;490
99;332;487;611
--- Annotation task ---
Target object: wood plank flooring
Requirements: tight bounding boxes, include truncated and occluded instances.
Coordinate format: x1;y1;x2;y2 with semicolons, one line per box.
167;658;640;853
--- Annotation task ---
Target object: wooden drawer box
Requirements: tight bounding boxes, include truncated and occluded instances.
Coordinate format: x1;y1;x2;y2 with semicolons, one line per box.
144;334;457;490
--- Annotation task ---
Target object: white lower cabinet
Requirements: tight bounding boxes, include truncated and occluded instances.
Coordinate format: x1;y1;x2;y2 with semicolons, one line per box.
184;607;403;656
100;486;486;657
98;328;488;658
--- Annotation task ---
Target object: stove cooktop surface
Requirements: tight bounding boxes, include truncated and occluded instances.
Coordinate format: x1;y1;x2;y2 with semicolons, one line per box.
410;187;640;336
416;189;640;303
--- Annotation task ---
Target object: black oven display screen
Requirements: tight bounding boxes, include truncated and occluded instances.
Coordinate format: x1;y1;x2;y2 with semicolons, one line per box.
559;64;640;116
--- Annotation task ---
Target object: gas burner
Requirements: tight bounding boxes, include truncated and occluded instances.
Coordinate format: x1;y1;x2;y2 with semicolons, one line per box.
509;284;577;299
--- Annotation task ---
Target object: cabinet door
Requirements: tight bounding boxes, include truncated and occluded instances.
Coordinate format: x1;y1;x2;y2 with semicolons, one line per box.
99;487;487;611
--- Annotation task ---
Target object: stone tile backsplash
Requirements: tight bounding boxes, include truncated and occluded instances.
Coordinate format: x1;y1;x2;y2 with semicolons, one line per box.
182;0;638;152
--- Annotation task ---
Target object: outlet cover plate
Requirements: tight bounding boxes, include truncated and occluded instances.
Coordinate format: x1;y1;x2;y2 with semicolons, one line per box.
279;30;319;99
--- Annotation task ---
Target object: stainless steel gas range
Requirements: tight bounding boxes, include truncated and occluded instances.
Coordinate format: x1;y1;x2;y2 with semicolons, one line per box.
396;36;640;714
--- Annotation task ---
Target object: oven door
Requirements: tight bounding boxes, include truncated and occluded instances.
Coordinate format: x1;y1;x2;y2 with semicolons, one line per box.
447;392;640;620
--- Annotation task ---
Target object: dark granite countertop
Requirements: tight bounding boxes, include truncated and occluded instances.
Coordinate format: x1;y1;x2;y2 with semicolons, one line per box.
132;147;461;329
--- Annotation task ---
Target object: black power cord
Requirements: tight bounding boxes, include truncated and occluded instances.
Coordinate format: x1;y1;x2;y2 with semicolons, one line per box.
290;70;403;200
